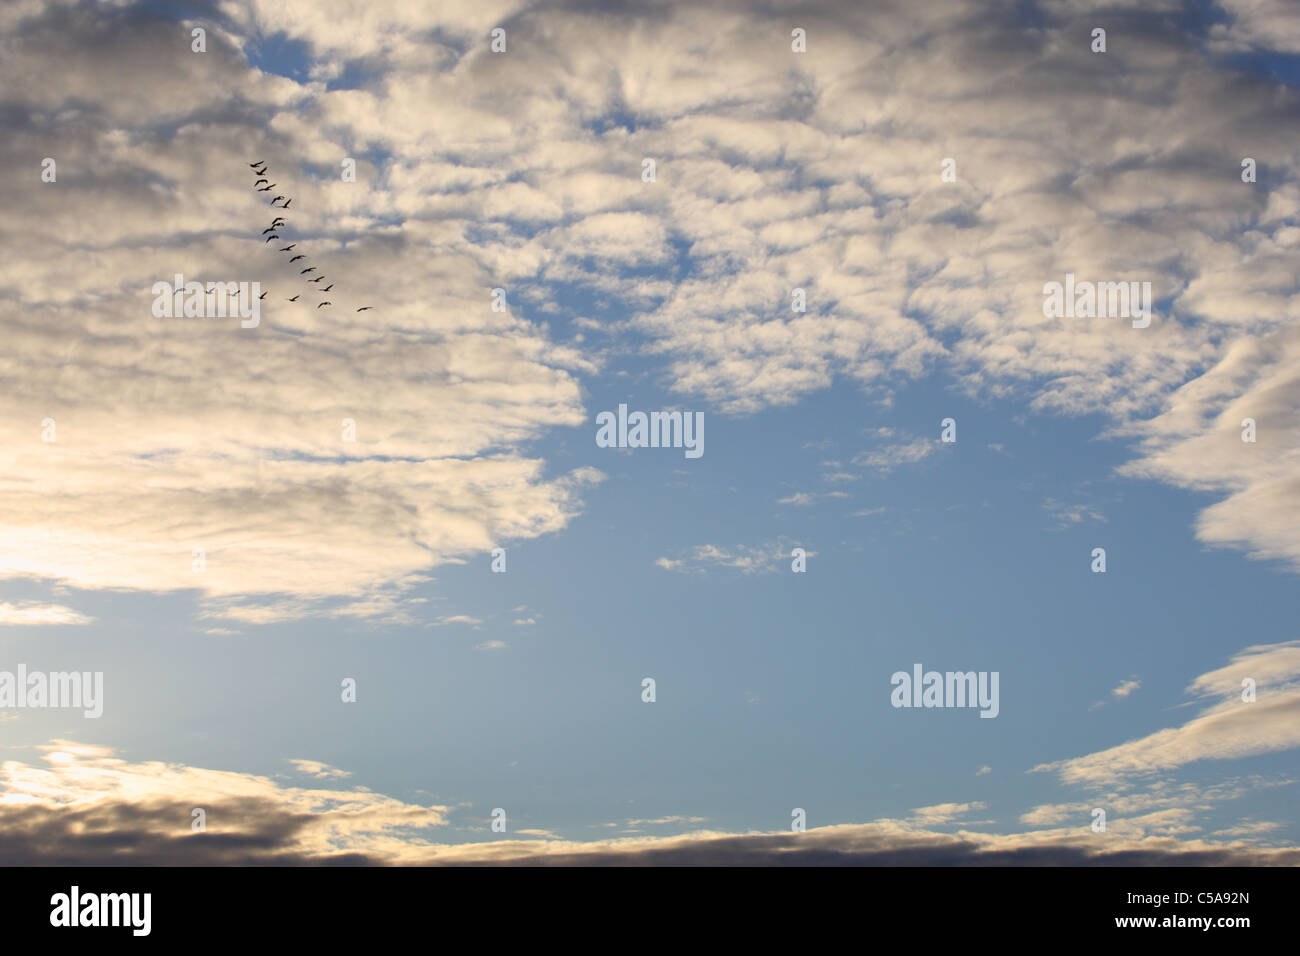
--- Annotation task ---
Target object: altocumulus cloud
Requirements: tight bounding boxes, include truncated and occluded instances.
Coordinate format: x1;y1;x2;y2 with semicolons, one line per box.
4;0;1300;622
220;0;1300;580
0;0;602;624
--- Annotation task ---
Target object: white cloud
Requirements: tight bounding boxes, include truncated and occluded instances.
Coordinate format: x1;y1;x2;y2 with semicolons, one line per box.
437;615;484;628
4;0;1300;620
0;6;607;623
853;438;935;473
1019;775;1293;829
908;802;987;826
0;740;449;863
0;602;93;626
286;759;351;780
1208;0;1300;53
1;740;1294;864
1091;676;1141;710
1112;678;1141;698
655;540;810;575
1034;642;1300;786
776;492;815;506
1119;325;1300;570
1042;497;1107;529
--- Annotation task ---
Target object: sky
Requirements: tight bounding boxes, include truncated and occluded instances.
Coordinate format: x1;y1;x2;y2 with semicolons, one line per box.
0;0;1298;865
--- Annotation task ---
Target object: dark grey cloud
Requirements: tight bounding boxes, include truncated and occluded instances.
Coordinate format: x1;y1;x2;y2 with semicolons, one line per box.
2;795;1295;865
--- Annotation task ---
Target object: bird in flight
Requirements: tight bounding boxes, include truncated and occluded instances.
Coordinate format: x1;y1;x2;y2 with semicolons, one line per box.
281;199;293;209
264;234;280;243
279;244;296;252
289;255;305;262
317;302;331;308
254;178;268;187
300;267;316;274
257;184;277;192
248;160;264;168
309;276;326;283
261;227;277;235
356;307;374;312
259;291;269;300
286;295;300;302
271;216;286;225
269;196;285;205
322;284;334;292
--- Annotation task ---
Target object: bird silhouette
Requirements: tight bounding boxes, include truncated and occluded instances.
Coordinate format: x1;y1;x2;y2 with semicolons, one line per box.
261;227;277;235
269;196;285;206
286;295;300;302
248;161;264;168
309;276;325;283
356;307;374;312
257;185;276;192
265;234;280;243
300;267;316;274
322;284;334;292
280;245;296;252
317;302;331;308
254;178;268;187
259;291;268;300
289;255;305;263
281;199;293;209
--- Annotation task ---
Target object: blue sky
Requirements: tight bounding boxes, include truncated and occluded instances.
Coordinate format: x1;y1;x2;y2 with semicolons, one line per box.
1;0;1298;864
8;369;1296;847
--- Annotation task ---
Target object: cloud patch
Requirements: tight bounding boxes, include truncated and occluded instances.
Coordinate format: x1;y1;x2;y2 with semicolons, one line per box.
1;740;1296;865
1035;643;1300;786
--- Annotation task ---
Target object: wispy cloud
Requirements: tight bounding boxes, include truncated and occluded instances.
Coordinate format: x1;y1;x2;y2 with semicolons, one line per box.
1042;498;1107;530
286;759;351;780
853;438;935;474
1035;643;1300;785
1090;676;1141;710
0;602;93;626
655;541;810;575
908;802;988;827
436;615;484;629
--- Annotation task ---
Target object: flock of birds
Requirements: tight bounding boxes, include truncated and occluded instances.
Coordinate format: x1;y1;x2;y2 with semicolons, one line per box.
246;160;373;313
